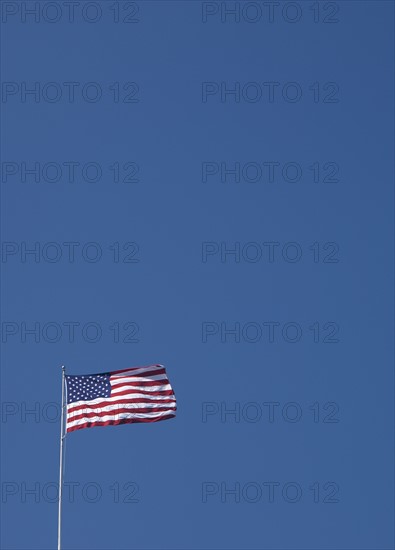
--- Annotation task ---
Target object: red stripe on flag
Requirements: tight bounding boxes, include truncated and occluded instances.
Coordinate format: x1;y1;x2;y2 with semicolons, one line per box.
110;365;163;375
68;405;176;423
110;368;167;381
111;379;170;388
110;388;175;398
67;397;176;415
67;413;176;433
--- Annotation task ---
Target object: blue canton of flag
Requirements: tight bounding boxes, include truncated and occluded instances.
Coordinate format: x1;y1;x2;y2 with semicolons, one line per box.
66;374;111;404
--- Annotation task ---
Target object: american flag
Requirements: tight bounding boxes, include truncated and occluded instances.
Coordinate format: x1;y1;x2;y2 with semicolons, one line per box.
65;364;176;433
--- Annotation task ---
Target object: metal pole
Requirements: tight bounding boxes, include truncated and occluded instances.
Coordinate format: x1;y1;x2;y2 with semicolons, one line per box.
58;366;66;550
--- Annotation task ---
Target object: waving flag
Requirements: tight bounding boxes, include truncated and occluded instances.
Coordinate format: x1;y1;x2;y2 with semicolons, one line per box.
65;365;176;433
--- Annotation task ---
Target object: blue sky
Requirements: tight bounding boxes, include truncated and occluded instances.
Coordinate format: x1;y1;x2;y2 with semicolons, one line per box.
1;1;394;549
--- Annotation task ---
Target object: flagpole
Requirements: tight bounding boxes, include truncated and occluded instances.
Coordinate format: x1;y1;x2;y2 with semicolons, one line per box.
58;366;66;550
